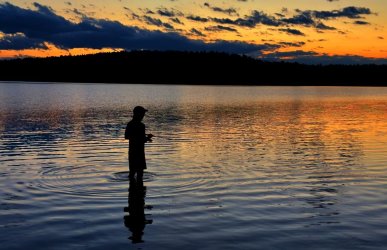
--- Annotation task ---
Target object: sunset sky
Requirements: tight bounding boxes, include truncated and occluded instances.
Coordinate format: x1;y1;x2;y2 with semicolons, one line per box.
0;0;386;64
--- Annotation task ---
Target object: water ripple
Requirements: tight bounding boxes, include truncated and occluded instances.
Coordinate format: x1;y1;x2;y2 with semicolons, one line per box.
1;84;387;250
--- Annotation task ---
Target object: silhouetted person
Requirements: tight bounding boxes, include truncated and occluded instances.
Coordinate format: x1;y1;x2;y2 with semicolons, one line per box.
125;106;153;180
124;178;153;243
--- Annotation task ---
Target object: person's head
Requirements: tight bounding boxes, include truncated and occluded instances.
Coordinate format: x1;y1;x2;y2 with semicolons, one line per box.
133;106;148;121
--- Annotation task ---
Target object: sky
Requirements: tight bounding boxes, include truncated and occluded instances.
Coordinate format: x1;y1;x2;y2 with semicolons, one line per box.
0;0;386;64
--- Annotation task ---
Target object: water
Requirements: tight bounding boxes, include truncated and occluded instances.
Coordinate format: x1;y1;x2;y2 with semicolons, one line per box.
1;83;387;250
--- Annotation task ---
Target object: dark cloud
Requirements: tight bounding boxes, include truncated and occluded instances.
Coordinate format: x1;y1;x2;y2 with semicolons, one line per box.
278;41;306;47
156;8;182;18
211;17;237;26
242;10;280;26
143;4;372;34
281;12;315;25
278;28;305;36
186;15;208;22
143;16;162;26
204;3;238;16
205;25;238;33
377;36;384;40
212;7;238;16
353;20;370;25
313;6;372;19
281;6;372;30
70;8;87;18
0;33;47;49
140;8;155;15
210;6;370;30
275;13;286;18
261;50;387;65
170;17;183;24
210;10;280;27
0;2;77;38
190;28;204;37
157;8;176;17
315;22;336;30
0;2;276;54
143;16;174;30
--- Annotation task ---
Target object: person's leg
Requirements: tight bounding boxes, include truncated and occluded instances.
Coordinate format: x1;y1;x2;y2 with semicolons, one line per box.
136;169;144;189
129;168;135;180
137;169;144;181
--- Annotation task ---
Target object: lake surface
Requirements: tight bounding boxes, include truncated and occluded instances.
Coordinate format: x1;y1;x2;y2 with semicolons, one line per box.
1;83;387;250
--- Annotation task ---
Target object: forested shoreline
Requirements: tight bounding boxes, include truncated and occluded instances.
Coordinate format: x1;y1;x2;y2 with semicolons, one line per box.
1;51;386;85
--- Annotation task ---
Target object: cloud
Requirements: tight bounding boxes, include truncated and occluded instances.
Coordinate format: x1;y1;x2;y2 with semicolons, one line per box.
284;6;372;26
209;10;280;27
209;6;371;30
186;15;209;22
144;9;155;15
278;41;305;47
71;8;83;16
170;17;184;24
279;6;372;31
0;2;77;38
353;20;370;25
157;8;176;17
0;2;277;54
211;17;239;26
281;12;315;26
190;28;204;37
313;6;372;19
261;50;387;65
203;3;238;16
156;8;183;18
141;4;372;35
315;22;336;30
241;10;280;26
205;25;238;33
143;16;175;30
278;28;305;36
0;33;47;49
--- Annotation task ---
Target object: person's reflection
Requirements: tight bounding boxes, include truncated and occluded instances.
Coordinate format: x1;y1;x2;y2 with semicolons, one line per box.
124;177;153;243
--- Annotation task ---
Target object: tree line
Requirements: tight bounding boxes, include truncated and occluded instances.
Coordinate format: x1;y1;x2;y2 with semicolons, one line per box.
0;51;385;85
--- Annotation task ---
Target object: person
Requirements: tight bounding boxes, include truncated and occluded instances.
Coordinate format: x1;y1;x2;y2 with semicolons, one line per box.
125;106;153;180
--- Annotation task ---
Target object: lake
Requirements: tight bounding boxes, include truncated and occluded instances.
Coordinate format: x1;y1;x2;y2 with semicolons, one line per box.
1;83;387;250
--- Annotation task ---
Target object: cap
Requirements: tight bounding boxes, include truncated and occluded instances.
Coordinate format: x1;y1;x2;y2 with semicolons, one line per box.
133;106;148;114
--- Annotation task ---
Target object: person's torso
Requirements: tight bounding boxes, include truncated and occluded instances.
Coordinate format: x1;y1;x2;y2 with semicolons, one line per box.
126;120;145;148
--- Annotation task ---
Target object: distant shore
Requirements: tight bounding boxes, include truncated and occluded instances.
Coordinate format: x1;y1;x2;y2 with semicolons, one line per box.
1;51;386;85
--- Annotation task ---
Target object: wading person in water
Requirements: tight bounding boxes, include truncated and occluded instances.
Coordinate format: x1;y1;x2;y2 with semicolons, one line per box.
125;106;153;181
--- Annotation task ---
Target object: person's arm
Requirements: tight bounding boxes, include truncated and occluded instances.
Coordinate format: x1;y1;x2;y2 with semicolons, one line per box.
142;123;153;142
145;134;154;142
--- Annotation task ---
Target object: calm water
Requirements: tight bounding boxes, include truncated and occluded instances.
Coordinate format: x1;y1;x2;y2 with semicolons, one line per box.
1;83;387;250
